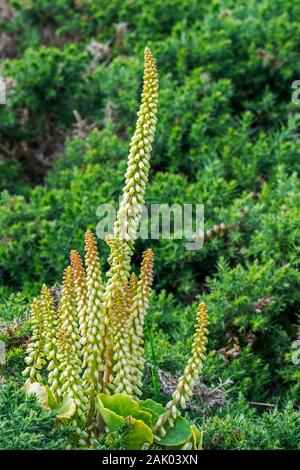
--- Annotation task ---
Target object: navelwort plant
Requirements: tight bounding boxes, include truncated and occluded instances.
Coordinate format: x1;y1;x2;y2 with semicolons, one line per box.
23;48;209;450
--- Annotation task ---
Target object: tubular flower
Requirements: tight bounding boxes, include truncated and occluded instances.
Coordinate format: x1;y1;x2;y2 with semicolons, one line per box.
70;250;88;344
40;285;60;396
129;272;138;302
22;297;45;383
125;272;138;319
82;230;105;396
114;47;158;246
127;248;154;397
56;266;88;430
153;302;209;436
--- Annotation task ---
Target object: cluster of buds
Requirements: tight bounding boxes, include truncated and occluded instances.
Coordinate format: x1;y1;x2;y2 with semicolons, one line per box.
103;47;158;389
102;237;130;391
153;302;209;436
70;250;88;343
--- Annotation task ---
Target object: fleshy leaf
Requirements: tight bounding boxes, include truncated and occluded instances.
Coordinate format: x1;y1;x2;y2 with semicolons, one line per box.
98;393;153;428
123;416;154;450
54;395;76;420
156;416;192;447
97;395;124;431
139;398;166;416
45;386;58;410
191;424;203;450
97;395;154;450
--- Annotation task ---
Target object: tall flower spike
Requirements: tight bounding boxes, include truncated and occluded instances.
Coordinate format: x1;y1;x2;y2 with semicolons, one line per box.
70;250;88;344
82;230;105;396
41;285;60;396
127;248;154;397
103;48;158;388
56;266;88;432
153;302;209;436
114;47;158;246
102;237;129;391
22;297;45;383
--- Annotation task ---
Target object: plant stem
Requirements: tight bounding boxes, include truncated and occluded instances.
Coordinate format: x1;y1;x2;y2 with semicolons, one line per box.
145;318;160;402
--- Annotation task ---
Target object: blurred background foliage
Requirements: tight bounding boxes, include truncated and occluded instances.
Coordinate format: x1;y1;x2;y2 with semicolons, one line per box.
0;0;299;449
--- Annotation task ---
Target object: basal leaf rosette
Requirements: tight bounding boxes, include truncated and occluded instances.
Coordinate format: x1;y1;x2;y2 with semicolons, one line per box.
97;393;194;449
97;393;153;450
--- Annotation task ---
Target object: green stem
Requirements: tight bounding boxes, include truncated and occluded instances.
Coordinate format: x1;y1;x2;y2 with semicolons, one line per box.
145;318;160;402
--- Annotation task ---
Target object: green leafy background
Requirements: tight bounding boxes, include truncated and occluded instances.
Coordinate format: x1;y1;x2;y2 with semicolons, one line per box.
0;0;299;449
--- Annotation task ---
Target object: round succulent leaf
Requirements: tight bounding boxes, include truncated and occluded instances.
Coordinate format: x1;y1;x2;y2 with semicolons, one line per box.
97;396;153;449
123;416;154;450
97;393;153;427
156;416;192;447
139;398;166;416
97;396;124;431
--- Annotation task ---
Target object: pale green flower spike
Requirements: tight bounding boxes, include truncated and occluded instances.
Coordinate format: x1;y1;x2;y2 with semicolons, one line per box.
109;248;154;397
41;285;60;396
102;237;129;391
82;230;105;396
153;302;209;436
56;266;88;430
114;47;158;245
70;250;88;346
127;248;154;397
22;296;45;383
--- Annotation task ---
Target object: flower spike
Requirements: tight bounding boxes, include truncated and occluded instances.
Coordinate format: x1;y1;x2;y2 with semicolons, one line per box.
22;297;45;383
114;47;158;245
153;302;209;435
127;248;154;397
41;285;60;395
56;266;88;431
70;250;88;344
82;230;105;396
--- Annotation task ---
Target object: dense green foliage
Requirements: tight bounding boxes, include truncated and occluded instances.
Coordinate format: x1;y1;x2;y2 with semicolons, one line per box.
203;401;300;450
0;383;72;449
0;0;299;449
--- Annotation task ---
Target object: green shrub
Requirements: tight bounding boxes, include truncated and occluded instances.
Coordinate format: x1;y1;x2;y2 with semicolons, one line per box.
0;382;72;450
203;402;300;450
